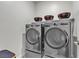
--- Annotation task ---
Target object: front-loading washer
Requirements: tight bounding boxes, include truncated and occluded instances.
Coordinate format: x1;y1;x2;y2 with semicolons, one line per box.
43;19;75;58
23;23;42;58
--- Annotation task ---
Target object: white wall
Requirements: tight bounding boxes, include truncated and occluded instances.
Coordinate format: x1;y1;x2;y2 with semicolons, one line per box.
0;1;35;57
35;1;73;20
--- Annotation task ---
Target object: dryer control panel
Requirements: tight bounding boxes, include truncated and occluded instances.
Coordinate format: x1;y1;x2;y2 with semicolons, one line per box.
43;22;69;27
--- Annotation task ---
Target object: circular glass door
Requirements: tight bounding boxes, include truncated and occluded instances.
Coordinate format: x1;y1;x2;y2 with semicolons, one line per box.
45;28;68;49
26;28;39;45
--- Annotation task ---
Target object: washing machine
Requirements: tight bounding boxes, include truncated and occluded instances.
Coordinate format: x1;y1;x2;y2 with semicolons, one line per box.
23;23;42;58
43;18;76;58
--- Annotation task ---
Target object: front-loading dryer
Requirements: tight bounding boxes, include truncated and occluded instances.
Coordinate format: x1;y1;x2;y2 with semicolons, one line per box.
24;23;42;58
44;19;75;58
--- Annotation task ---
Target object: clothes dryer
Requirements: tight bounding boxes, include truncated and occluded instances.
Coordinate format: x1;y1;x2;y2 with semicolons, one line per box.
44;19;75;58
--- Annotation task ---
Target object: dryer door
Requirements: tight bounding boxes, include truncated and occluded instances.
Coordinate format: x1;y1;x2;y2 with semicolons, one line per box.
26;28;40;45
45;28;68;49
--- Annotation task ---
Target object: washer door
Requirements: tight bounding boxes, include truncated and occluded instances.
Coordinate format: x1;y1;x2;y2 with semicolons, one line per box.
45;28;68;49
26;28;39;45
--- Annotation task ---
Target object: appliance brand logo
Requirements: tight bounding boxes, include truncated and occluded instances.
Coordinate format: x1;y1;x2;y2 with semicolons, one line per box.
60;23;68;25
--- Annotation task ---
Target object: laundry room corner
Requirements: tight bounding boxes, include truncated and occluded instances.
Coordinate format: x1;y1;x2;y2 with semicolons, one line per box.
0;1;79;58
23;1;79;58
